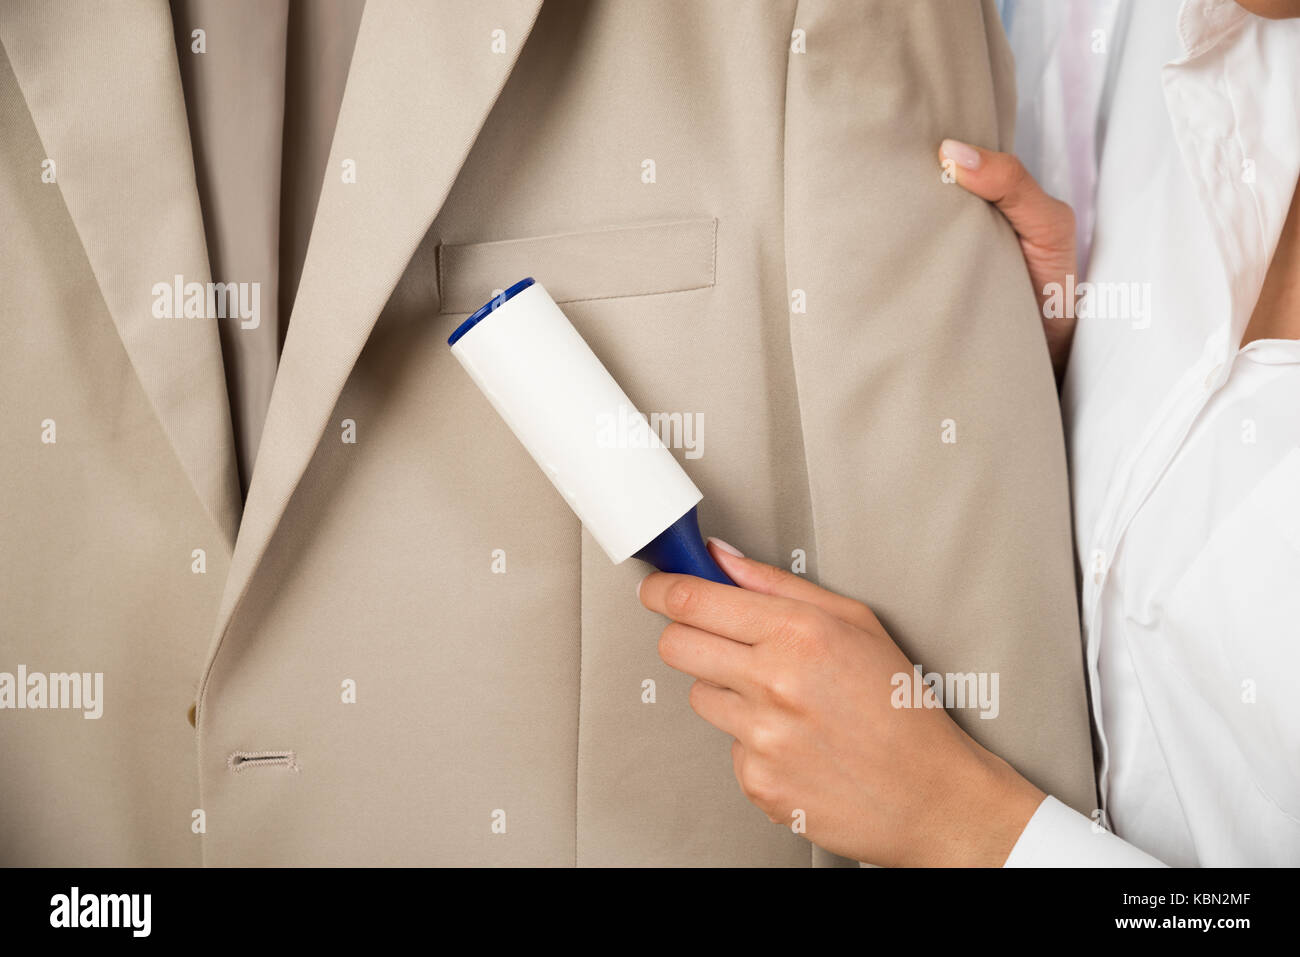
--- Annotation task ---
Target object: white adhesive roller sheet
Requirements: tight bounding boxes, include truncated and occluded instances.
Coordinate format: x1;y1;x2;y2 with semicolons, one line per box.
448;279;704;565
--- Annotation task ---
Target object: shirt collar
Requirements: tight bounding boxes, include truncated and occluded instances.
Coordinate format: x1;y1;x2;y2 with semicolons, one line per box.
1239;338;1300;365
1162;1;1300;365
1175;0;1249;60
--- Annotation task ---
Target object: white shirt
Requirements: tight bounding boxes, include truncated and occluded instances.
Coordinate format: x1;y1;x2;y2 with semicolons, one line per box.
1004;0;1300;866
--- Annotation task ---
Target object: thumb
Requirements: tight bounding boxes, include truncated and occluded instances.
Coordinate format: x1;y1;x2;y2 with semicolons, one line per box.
938;138;1076;256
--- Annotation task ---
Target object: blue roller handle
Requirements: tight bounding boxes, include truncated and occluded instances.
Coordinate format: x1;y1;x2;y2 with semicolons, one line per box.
633;506;735;585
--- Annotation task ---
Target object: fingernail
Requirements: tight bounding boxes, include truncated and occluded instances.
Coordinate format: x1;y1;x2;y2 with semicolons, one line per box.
637;577;645;601
940;139;981;171
707;537;744;558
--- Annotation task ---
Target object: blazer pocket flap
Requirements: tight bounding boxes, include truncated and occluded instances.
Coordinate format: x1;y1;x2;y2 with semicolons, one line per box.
437;218;717;314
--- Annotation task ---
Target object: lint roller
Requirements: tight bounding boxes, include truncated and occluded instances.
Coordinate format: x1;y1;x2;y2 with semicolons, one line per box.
447;277;733;585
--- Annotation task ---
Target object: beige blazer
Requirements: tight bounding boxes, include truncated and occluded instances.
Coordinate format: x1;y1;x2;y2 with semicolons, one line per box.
0;0;1094;865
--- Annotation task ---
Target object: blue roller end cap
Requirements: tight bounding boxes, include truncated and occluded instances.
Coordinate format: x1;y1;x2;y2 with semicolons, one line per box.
447;277;535;346
634;506;735;585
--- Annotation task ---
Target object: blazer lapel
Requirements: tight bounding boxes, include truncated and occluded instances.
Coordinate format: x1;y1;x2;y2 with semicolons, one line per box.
202;0;546;675
0;0;242;547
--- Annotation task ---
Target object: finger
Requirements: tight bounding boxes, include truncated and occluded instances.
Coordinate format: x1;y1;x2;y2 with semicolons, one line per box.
658;621;754;691
689;680;748;739
639;570;816;646
938;139;1076;253
705;539;881;633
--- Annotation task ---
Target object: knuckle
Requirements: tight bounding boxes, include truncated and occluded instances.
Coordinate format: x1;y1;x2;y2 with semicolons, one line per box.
657;623;685;664
687;679;709;714
1051;199;1079;246
1006;155;1032;192
746;718;784;757
761;668;804;710
771;603;814;643
845;599;878;632
664;580;699;619
780;607;831;657
996;156;1042;216
740;760;780;807
1054;198;1077;231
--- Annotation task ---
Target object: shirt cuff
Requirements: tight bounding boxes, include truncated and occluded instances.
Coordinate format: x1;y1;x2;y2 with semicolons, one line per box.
1003;796;1167;867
